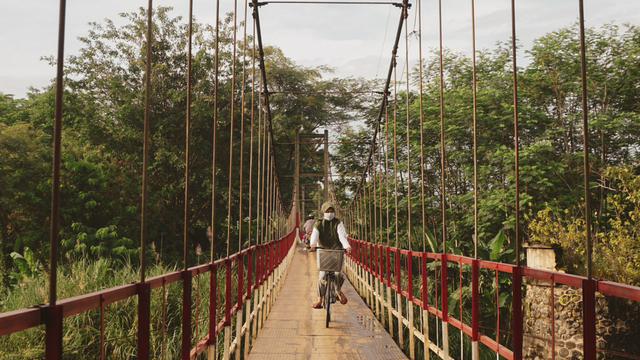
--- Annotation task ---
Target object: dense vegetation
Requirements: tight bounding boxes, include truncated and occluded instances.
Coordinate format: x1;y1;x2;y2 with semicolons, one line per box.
333;22;640;285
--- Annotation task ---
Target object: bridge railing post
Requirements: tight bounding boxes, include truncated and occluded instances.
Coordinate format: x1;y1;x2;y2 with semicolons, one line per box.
45;305;63;359
440;254;449;358
137;282;151;360
511;266;522;360
421;253;429;359
582;279;596;360
182;270;192;360
472;259;479;359
208;264;218;358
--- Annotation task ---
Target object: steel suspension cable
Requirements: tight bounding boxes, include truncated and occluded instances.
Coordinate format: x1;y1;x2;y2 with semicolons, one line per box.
471;0;479;259
226;0;238;257
437;0;447;353
378;119;384;246
385;99;391;247
403;3;412;252
257;86;264;245
184;0;194;270
209;0;221;353
511;0;520;266
368;175;373;242
140;0;153;283
248;7;257;250
372;138;378;244
212;0;220;262
578;0;592;281
267;138;273;241
417;0;426;253
393;64;399;249
438;0;446;256
238;0;250;255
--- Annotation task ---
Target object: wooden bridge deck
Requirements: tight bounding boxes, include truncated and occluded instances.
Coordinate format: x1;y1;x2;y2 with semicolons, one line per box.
248;241;407;360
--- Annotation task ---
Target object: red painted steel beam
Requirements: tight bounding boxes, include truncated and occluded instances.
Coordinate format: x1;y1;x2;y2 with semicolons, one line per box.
448;316;473;337
137;282;151;360
225;259;232;326
209;265;218;346
597;281;640;301
237;253;244;310
58;283;138;318
45;305;63;359
0;308;42;337
440;254;448;322
246;248;253;299
421;254;428;310
512;266;523;359
181;270;192;359
479;334;514;360
472;259;479;342
407;251;413;301
583;279;596;360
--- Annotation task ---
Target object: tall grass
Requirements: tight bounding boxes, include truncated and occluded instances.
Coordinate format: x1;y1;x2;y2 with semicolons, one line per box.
0;255;246;359
0;257;182;358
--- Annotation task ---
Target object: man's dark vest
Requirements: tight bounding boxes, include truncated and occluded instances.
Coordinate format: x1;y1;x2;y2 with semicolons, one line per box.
314;218;343;249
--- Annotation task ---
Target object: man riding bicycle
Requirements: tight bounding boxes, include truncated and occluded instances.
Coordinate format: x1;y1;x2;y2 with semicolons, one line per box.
302;213;315;248
310;202;352;309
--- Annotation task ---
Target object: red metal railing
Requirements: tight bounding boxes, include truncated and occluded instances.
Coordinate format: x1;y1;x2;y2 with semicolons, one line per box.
0;227;298;359
348;238;640;360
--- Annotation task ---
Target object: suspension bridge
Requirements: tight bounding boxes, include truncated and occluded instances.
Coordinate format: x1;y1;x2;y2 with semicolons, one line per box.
2;0;640;359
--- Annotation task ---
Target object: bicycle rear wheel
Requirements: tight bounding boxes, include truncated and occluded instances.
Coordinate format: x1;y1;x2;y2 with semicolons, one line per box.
325;276;332;328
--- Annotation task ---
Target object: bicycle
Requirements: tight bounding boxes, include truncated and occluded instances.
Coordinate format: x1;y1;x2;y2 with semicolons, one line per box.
315;248;345;328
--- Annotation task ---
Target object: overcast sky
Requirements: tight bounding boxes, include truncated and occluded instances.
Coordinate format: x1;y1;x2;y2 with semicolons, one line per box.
1;0;639;99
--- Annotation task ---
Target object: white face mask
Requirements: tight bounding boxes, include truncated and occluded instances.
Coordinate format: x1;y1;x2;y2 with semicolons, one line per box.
324;212;335;221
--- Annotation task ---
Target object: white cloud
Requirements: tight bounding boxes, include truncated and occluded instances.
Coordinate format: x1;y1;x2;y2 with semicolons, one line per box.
2;0;638;98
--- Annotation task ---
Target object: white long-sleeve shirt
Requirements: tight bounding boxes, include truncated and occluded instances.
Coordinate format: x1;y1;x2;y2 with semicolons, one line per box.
309;222;350;249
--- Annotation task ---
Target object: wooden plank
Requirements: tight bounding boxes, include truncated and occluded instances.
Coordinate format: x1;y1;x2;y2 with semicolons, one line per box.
247;244;407;359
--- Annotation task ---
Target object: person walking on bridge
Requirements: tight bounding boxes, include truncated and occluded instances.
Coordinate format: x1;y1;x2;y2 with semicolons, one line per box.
310;202;352;308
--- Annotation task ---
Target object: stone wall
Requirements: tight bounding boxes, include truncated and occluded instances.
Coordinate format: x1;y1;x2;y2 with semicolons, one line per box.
522;281;640;359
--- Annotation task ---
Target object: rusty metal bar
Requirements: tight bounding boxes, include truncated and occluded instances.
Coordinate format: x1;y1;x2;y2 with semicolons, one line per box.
270;90;384;94
227;0;239;258
578;0;592;281
49;0;68;309
583;279;596;360
471;0;479;259
511;0;520;269
511;0;523;356
181;270;192;359
184;0;193;270
256;1;402;4
46;0;67;356
512;266;523;359
402;2;411;252
438;0;446;258
100;296;105;360
417;0;426;254
137;282;151;360
393;65;398;249
249;13;257;251
137;1;154;354
276;141;369;145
